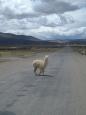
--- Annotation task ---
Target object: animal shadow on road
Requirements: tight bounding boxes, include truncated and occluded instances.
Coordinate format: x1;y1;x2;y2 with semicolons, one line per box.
40;74;54;78
0;111;16;115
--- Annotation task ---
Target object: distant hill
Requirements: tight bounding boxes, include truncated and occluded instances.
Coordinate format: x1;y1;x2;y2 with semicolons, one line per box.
0;32;86;48
67;39;86;45
49;38;86;45
0;32;61;48
0;32;40;41
0;32;41;46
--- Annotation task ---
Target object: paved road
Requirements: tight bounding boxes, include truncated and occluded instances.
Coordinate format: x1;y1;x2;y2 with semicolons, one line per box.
0;47;86;115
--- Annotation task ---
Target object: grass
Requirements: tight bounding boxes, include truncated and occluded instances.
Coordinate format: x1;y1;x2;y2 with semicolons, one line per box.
0;50;32;57
30;47;59;52
73;46;86;55
0;48;59;57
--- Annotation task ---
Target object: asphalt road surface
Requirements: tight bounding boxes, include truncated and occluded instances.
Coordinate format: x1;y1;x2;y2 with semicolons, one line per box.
0;47;86;115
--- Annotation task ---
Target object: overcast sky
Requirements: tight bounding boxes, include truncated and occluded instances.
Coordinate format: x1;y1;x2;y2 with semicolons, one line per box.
0;0;86;39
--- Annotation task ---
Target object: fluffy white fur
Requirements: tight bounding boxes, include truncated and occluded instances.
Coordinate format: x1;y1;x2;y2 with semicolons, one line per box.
32;55;48;75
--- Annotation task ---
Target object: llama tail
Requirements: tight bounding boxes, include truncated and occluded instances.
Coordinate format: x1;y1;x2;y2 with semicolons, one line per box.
32;61;36;68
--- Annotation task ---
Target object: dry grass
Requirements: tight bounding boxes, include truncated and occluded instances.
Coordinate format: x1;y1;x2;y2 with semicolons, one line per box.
0;48;59;57
30;47;59;52
74;46;86;55
0;50;32;57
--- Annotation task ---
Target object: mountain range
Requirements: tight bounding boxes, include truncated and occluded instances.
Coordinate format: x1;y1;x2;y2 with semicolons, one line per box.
0;32;86;47
0;32;41;46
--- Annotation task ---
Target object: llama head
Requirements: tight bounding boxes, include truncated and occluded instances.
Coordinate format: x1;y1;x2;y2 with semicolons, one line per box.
45;55;48;59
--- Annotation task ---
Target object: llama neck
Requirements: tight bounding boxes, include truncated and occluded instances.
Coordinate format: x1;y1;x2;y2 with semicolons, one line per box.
44;58;48;68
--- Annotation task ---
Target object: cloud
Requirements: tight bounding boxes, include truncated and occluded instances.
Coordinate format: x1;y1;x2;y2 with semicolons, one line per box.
1;7;40;19
0;0;79;20
0;0;85;40
0;0;40;19
30;26;86;40
26;13;75;28
33;0;79;14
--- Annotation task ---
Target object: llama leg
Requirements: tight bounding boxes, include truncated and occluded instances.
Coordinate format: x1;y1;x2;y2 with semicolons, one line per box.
41;68;44;75
34;67;37;75
39;69;42;76
42;69;44;75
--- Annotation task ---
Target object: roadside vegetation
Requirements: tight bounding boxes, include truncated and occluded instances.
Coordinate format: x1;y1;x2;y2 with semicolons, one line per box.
0;47;59;58
74;46;86;55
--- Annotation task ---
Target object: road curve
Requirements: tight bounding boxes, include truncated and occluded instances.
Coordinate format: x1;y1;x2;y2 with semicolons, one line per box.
0;47;86;115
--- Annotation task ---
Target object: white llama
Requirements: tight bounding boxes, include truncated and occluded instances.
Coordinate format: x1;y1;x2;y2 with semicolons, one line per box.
32;55;48;75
